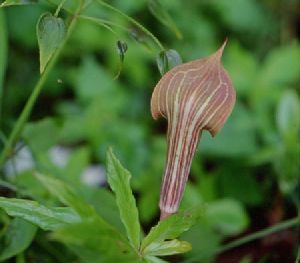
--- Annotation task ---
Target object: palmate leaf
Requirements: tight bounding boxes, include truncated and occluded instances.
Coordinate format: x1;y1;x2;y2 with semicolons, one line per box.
143;239;191;256
0;218;37;261
140;209;200;259
35;173;96;218
144;256;168;263
141;208;202;251
84;187;126;235
0;197;81;231
35;172;140;262
0;0;36;7
106;148;141;249
52;218;140;263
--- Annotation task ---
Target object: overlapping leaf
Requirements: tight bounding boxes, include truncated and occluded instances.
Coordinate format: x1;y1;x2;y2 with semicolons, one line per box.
35;173;96;218
141;208;202;251
0;218;37;261
52;218;140;263
143;239;191;256
106;148;141;249
0;197;81;231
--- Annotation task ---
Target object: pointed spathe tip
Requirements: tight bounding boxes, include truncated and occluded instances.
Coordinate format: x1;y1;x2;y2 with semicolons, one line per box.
215;38;228;61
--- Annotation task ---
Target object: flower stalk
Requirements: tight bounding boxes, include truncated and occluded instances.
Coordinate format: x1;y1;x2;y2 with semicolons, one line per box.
151;41;236;219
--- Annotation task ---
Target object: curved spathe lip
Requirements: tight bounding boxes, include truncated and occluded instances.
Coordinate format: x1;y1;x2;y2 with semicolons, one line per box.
151;41;236;220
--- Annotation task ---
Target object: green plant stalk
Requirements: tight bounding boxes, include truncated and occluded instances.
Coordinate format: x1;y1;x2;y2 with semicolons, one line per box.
216;216;300;254
78;15;119;35
0;2;83;169
185;216;300;263
54;0;68;17
0;9;7;125
95;0;165;51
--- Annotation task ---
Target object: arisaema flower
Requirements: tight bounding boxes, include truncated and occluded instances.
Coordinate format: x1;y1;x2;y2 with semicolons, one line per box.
151;41;236;219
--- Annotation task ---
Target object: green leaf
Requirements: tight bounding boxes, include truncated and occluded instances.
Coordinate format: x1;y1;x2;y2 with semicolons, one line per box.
12;171;49;201
0;0;36;7
147;0;182;39
218;170;263;206
181;221;222;261
144;256;168;263
106;148;141;249
260;42;300;86
143;239;191;256
181;183;204;209
62;146;90;184
276;89;300;138
275;90;300;193
275;144;300;194
156;49;182;75
23;118;60;154
141;208;202;251
206;199;249;236
35;173;96;218
85;188;125;235
274;124;300;194
0;9;7;111
0;218;37;261
36;12;66;73
52;218;140;263
199;103;258;156
225;41;258;95
0;197;80;231
210;0;267;34
73;56;126;104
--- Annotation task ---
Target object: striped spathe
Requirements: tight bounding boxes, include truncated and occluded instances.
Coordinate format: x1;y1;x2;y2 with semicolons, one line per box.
151;41;236;220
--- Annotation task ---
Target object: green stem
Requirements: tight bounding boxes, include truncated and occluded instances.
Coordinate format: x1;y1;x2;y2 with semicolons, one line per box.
216;216;300;254
78;15;119;35
0;9;7;126
185;216;300;263
95;0;164;51
54;0;68;17
0;2;83;169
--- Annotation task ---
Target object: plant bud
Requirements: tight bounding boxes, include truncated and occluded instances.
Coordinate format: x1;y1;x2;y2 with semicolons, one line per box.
151;41;236;219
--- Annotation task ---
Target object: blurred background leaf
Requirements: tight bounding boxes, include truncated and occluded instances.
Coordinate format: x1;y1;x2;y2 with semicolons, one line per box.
0;218;37;261
0;0;299;262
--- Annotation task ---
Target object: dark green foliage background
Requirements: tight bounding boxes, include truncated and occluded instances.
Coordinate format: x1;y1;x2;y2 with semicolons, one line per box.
0;0;299;262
